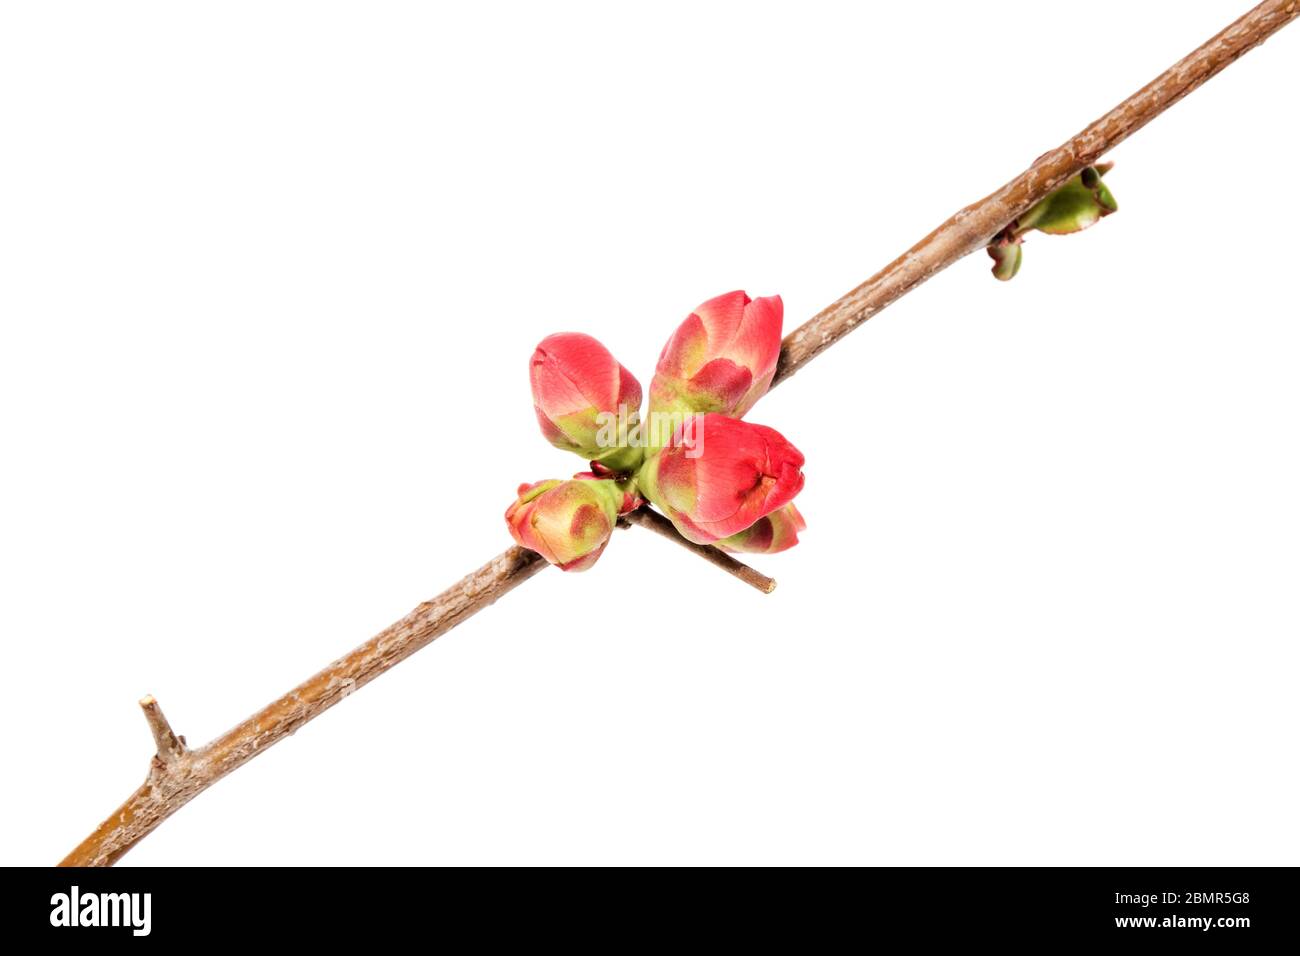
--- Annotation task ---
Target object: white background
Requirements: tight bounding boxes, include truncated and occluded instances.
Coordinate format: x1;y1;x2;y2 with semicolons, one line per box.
2;1;1297;866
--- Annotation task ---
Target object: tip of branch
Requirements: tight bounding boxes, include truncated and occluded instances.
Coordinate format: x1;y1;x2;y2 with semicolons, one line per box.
624;506;777;594
139;694;187;762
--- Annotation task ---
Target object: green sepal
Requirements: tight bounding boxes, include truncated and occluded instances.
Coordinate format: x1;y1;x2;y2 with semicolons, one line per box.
987;239;1023;281
1020;164;1118;236
592;442;644;476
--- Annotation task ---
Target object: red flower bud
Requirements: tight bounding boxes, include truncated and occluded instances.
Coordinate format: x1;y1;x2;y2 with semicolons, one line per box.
648;291;783;433
638;413;805;545
504;477;623;572
530;333;643;468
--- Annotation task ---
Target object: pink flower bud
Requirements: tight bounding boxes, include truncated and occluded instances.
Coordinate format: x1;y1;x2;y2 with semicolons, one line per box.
715;503;806;555
504;477;624;572
638;413;805;545
530;333;643;468
648;291;783;431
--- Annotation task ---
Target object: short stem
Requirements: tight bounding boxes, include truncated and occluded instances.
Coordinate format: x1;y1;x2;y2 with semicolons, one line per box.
139;695;186;763
593;443;643;476
623;507;777;594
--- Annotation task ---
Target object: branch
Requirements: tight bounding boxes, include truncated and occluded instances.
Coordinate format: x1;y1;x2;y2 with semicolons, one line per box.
623;507;777;594
59;0;1297;866
60;516;761;866
773;0;1299;388
60;545;547;866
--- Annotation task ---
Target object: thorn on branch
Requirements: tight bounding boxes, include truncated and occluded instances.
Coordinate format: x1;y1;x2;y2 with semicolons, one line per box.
139;695;186;763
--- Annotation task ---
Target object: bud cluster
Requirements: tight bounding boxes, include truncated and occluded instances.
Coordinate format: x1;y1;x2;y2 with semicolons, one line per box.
508;291;808;571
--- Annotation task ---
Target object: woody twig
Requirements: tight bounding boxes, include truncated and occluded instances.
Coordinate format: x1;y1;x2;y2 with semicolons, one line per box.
58;0;1298;867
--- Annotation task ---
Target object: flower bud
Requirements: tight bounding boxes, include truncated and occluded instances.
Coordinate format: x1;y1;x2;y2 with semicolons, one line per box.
504;477;623;572
647;291;783;440
715;503;806;555
530;333;643;471
638;413;805;545
985;163;1118;281
1019;163;1118;236
987;236;1023;281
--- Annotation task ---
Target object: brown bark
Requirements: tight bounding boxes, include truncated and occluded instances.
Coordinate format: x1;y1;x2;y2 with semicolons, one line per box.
58;0;1297;866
